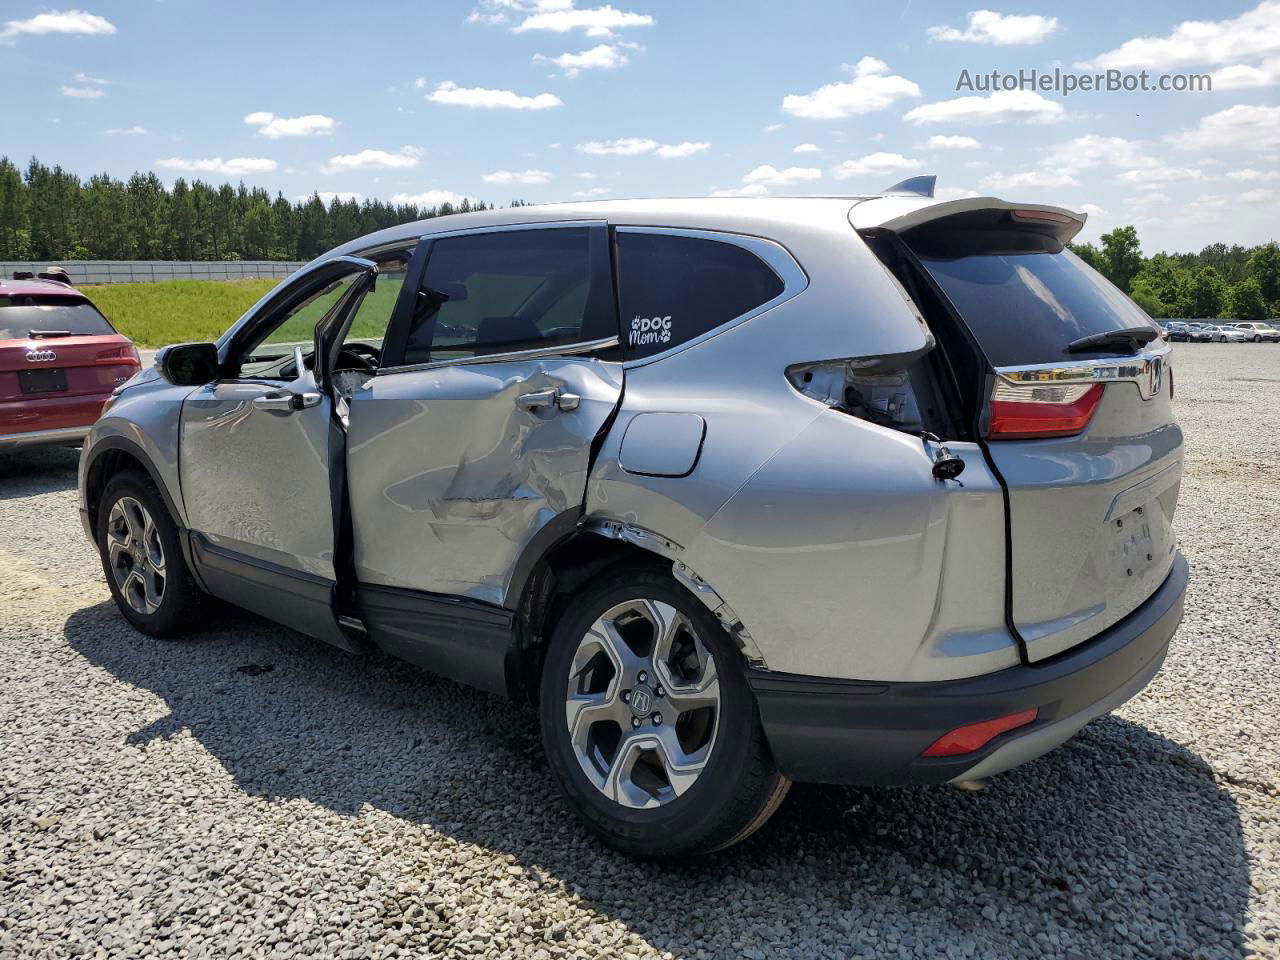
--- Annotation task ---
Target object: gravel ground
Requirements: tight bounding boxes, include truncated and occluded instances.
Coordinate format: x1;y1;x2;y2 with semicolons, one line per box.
1;343;1277;960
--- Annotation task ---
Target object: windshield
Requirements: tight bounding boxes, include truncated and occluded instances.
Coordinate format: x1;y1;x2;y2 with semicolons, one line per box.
0;297;114;340
915;248;1159;367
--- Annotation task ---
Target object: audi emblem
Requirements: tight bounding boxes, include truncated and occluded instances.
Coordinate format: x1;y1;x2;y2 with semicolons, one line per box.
25;349;57;363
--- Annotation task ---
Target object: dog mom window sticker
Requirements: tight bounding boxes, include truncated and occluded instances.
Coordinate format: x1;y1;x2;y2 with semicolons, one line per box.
629;315;673;348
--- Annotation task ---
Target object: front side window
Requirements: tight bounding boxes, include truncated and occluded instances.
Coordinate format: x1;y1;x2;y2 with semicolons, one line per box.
398;227;613;366
615;232;785;359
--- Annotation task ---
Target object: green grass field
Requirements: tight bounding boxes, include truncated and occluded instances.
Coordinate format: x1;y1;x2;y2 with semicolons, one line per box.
87;279;280;347
87;276;405;348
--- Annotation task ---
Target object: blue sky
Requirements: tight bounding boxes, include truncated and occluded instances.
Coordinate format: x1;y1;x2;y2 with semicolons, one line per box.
2;0;1277;252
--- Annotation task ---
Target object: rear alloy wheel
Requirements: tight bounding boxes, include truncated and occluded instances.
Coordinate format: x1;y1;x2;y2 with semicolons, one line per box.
97;470;203;637
540;565;789;857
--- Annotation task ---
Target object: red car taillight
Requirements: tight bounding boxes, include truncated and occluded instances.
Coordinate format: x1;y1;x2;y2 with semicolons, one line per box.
921;708;1038;758
986;381;1103;440
97;344;141;365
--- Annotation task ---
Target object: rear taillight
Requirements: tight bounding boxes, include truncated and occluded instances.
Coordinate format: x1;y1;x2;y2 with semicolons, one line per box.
97;345;141;365
921;708;1038;758
986;381;1103;440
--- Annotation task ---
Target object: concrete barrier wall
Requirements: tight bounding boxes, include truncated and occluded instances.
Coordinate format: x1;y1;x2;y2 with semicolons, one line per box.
2;260;307;285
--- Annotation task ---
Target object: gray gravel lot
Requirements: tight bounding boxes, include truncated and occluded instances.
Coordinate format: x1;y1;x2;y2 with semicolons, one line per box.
1;343;1277;959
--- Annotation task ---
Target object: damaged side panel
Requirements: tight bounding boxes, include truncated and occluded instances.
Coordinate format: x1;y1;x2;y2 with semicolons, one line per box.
346;356;624;605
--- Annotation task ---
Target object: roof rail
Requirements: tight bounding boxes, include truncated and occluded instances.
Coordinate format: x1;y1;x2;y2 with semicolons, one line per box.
881;175;936;198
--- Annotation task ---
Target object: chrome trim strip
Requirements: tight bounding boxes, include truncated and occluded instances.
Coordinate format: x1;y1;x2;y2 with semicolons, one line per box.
613;226;809;369
993;344;1171;401
0;425;90;448
377;336;620;376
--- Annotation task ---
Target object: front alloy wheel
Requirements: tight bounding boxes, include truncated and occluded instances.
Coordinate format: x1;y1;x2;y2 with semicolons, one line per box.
106;496;166;615
540;565;789;857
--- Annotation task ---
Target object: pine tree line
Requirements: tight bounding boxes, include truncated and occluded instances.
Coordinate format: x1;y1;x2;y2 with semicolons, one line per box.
0;156;501;263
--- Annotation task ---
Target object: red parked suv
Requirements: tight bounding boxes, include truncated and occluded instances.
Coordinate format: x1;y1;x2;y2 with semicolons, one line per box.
0;276;140;450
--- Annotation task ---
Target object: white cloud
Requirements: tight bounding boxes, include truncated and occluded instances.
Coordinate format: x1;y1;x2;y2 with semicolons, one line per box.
576;171;597;179
323;147;423;173
927;10;1058;45
157;156;278;176
297;191;365;203
513;5;654;38
245;112;337;138
793;143;821;153
763;123;783;133
1114;165;1204;189
573;186;613;197
482;168;552;184
1047;134;1154;172
654;140;710;159
534;42;630;76
1078;2;1280;69
391;190;471;207
1212;58;1280;89
831;152;922;179
903;90;1064;125
926;135;981;150
72;71;108;85
426;80;563;109
1079;202;1107;219
104;125;147;135
61;84;103;99
741;164;822;189
1167;104;1280;152
782;57;920;119
576;137;707;158
1223;168;1274;181
0;9;116;44
978;169;1080;190
578;137;657;156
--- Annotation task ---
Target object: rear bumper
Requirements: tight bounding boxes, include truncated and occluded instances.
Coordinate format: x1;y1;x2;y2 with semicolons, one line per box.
0;424;90;449
750;551;1188;786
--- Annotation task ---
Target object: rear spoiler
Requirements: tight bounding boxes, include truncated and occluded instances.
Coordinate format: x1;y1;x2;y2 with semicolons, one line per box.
853;197;1087;246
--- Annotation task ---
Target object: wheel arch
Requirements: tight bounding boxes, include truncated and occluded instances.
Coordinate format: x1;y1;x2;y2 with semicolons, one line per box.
84;438;183;541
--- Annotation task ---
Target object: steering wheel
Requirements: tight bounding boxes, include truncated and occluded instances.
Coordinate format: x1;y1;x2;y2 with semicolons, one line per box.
335;342;380;372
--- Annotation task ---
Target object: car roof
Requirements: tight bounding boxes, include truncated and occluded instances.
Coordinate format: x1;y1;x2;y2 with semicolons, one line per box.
0;277;86;298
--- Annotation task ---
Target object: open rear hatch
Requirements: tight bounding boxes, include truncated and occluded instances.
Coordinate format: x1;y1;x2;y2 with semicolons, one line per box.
858;198;1182;662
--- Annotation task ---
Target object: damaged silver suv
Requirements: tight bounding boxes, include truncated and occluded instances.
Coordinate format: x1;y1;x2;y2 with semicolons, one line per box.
79;181;1187;856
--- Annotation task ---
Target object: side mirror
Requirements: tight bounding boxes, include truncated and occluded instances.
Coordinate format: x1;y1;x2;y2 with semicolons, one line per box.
159;342;219;386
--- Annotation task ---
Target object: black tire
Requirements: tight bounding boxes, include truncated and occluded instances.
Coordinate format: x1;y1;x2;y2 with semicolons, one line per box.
539;563;789;857
1254;335;1262;343
96;469;203;637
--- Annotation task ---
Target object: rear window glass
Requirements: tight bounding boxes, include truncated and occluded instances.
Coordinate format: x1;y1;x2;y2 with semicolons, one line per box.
0;296;114;340
915;249;1158;367
616;233;784;359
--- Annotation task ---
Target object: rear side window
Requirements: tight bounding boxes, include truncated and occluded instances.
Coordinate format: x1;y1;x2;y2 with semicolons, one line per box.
397;227;614;366
616;232;785;359
915;248;1158;367
0;296;114;340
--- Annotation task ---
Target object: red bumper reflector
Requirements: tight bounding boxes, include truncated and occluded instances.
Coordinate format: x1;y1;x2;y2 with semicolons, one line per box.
988;383;1103;439
922;708;1038;758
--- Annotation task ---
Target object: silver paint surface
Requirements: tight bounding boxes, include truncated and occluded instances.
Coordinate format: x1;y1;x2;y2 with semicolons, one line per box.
348;357;623;605
179;369;337;578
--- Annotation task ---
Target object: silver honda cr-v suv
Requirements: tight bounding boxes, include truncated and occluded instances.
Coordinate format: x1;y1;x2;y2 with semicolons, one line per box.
79;182;1187;856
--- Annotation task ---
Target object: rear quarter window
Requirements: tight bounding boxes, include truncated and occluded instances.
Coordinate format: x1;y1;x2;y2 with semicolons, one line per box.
615;232;785;359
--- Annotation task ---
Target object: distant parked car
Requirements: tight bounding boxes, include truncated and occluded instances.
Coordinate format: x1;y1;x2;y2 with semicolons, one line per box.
1164;322;1191;342
1230;322;1280;343
0;276;141;450
1175;322;1213;342
1206;324;1250;343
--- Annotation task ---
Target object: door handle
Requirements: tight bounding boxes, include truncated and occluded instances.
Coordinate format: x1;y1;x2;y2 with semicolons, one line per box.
253;391;322;413
515;388;580;412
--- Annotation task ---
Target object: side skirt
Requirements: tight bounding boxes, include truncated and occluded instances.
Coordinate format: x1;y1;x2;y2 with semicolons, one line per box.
357;583;516;697
187;532;363;654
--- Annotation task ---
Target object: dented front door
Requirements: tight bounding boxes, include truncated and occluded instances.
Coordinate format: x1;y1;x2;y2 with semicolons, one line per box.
346;356;624;605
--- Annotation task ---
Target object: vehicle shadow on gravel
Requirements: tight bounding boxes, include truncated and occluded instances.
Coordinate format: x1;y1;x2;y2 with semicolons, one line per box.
0;446;80;500
66;601;1249;959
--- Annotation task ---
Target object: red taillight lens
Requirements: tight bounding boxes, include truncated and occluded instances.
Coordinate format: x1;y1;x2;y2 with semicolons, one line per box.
987;382;1103;440
921;708;1038;758
97;344;141;365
